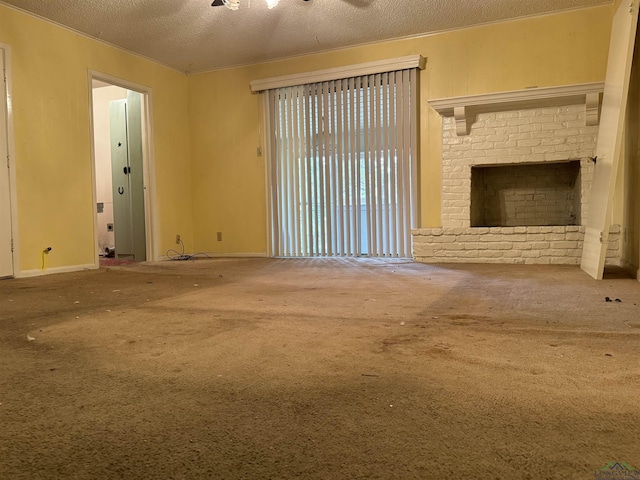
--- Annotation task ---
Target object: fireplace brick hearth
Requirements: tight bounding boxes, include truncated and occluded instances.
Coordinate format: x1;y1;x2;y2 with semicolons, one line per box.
413;225;621;265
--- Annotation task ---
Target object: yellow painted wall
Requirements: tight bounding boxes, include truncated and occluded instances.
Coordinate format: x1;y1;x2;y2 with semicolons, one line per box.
188;70;267;254
0;4;193;273
188;6;613;254
0;2;625;267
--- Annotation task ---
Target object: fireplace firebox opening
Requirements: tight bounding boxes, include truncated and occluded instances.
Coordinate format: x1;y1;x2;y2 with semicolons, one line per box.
470;161;581;227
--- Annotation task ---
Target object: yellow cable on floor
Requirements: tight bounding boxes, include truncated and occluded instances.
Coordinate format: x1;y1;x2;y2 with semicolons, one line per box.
41;247;51;270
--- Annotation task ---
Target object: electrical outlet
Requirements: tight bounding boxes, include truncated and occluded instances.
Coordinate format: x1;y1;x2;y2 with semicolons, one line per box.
175;234;181;244
217;232;223;242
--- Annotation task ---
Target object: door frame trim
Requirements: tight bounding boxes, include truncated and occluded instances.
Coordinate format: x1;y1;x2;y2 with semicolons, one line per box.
88;70;159;265
0;43;19;277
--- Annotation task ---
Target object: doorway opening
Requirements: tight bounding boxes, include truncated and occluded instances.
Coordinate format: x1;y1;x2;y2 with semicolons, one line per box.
90;76;154;266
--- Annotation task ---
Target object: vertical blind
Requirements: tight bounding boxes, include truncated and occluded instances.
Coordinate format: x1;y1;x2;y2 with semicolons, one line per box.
265;68;418;257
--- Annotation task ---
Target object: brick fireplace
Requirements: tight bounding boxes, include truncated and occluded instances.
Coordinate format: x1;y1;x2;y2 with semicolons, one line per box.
413;84;622;265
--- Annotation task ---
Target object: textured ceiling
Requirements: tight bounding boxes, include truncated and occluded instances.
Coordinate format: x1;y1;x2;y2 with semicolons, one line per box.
0;0;613;73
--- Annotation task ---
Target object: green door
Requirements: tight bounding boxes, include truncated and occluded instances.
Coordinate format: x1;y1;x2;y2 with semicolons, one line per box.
109;93;146;261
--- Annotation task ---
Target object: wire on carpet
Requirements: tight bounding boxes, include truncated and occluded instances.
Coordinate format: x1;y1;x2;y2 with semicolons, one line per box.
166;239;212;261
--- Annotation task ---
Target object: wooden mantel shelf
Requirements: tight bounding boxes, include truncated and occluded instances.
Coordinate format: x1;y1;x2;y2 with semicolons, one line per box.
428;82;604;136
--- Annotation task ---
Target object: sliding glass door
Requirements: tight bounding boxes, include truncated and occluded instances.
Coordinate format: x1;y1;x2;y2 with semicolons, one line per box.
266;69;418;257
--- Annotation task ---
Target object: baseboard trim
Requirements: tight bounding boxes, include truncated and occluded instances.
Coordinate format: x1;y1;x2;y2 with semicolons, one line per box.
206;252;269;258
159;252;269;261
16;263;98;278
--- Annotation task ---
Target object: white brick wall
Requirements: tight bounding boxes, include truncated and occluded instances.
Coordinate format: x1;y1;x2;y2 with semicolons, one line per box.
412;225;622;265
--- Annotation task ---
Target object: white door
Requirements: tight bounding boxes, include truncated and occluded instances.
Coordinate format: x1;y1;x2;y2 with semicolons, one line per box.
581;0;639;279
0;47;14;278
125;91;146;262
109;93;146;261
110;99;135;258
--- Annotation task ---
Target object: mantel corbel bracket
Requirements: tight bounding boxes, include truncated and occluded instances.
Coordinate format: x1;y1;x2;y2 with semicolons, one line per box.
453;106;469;136
585;92;601;126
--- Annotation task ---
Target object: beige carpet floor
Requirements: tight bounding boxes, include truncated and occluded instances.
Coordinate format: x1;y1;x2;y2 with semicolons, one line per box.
1;258;639;479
